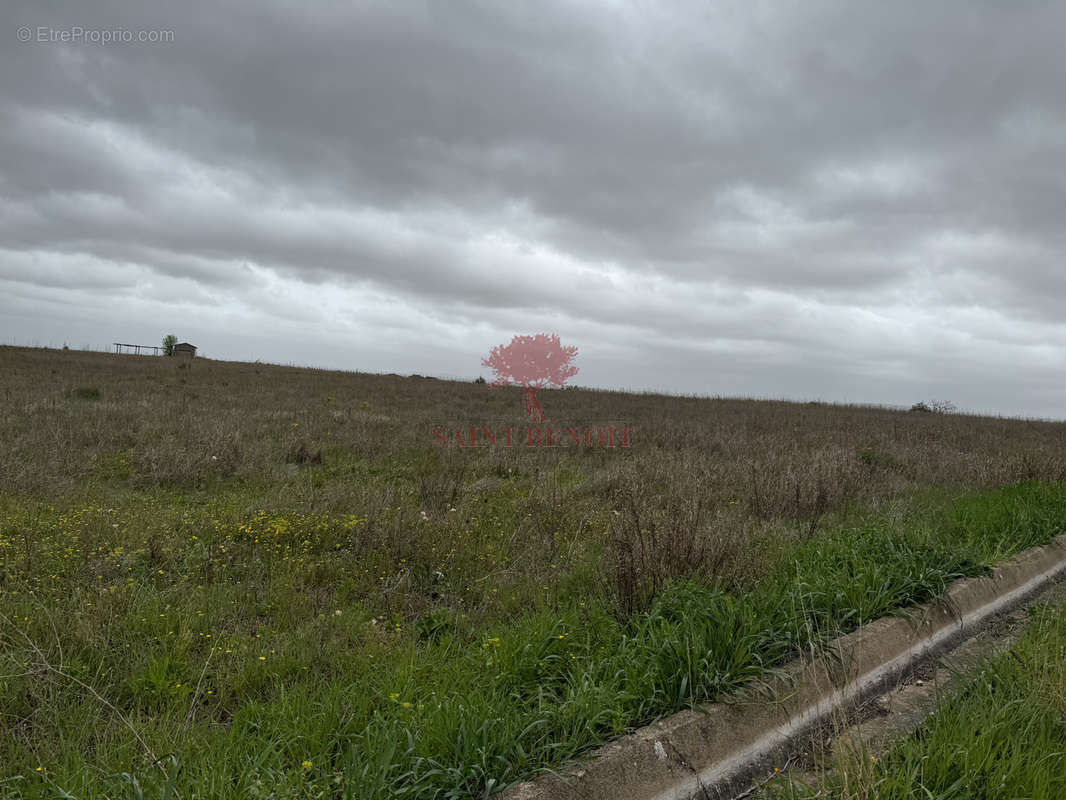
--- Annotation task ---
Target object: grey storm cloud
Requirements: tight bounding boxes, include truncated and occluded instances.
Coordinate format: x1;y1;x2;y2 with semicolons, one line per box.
2;0;1066;416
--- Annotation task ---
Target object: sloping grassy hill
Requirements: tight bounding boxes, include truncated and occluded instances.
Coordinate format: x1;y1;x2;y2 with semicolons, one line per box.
3;345;1066;798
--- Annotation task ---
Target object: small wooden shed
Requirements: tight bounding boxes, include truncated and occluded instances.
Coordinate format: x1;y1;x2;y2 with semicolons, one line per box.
173;342;197;358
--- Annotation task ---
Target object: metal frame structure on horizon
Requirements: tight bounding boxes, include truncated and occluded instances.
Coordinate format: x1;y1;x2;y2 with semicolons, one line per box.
113;342;163;355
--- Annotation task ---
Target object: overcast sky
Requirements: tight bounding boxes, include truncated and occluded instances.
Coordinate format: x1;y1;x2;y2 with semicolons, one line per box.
3;1;1065;417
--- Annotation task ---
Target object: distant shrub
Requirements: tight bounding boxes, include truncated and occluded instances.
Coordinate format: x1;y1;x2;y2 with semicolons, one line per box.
474;376;487;385
162;334;178;356
69;386;101;401
910;400;956;414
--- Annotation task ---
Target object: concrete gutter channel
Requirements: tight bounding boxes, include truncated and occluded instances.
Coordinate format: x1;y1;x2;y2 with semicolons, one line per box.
501;534;1066;800
777;573;1066;794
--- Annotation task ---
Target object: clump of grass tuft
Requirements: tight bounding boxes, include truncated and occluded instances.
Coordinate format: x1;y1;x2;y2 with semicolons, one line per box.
857;447;900;471
285;440;322;466
602;478;741;617
68;385;101;400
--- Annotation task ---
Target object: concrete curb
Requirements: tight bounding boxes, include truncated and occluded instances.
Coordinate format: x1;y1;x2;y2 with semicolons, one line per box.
499;533;1066;800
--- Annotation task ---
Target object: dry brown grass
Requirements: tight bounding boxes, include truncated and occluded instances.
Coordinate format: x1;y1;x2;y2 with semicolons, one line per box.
5;345;1066;796
3;343;1066;616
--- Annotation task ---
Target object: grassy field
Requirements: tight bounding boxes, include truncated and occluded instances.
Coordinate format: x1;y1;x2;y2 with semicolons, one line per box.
3;345;1066;798
774;598;1066;799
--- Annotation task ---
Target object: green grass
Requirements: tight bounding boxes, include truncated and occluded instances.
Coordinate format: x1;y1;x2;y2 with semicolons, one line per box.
775;588;1066;799
3;482;1066;798
6;346;1066;797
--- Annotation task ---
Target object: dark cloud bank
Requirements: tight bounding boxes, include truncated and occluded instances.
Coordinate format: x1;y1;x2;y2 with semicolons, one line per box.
3;1;1065;417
